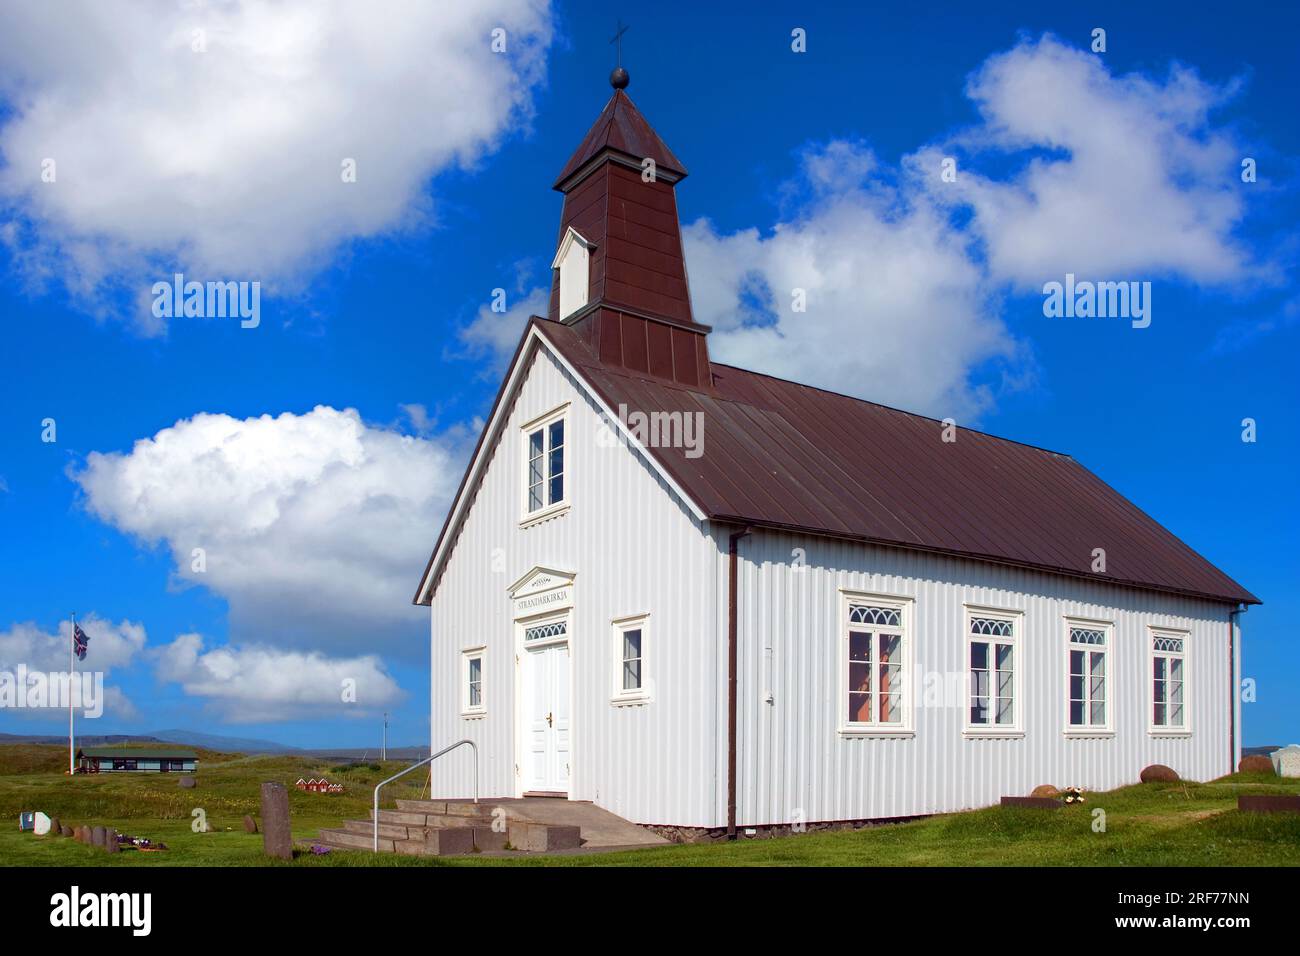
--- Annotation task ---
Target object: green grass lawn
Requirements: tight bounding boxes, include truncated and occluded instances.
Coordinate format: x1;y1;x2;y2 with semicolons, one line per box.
2;744;1298;866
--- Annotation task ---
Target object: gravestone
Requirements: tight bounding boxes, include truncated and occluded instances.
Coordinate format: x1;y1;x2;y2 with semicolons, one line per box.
178;775;196;789
259;782;292;860
1272;745;1300;778
33;812;52;835
74;826;87;843
243;814;258;834
60;825;73;838
91;826;106;847
105;829;119;853
49;816;61;835
1239;754;1275;774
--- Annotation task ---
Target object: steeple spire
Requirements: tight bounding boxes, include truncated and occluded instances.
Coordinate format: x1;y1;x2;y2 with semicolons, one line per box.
547;71;710;389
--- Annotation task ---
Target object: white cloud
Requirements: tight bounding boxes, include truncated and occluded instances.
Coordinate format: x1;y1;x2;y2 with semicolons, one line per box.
153;632;401;723
913;35;1256;288
459;284;549;373
682;36;1261;418
685;142;1018;419
0;615;146;672
73;406;464;651
0;616;144;721
0;0;554;332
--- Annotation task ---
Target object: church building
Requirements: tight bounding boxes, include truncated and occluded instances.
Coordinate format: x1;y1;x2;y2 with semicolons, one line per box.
413;71;1257;835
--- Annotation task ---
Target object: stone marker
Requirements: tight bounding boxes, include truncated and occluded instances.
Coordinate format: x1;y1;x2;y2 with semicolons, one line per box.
33;812;52;835
105;829;119;853
1030;784;1060;798
1140;764;1179;783
60;825;73;838
260;782;292;860
1239;795;1300;813
48;816;61;836
1001;796;1061;809
1239;754;1275;774
243;814;258;834
178;775;196;789
74;826;87;843
1272;744;1300;778
91;826;106;847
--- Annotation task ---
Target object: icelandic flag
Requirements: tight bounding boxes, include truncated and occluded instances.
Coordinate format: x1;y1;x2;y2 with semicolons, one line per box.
73;623;89;661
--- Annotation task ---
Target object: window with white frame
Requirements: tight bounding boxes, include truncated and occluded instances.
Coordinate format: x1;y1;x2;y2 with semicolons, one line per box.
612;615;649;703
1150;629;1188;731
842;595;911;731
966;608;1021;732
461;648;485;717
1066;620;1112;730
523;407;567;520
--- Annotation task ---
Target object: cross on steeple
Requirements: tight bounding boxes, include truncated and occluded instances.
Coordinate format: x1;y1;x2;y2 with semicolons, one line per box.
610;20;629;67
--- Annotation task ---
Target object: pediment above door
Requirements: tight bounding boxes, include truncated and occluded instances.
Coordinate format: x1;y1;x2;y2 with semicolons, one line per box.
508;566;576;616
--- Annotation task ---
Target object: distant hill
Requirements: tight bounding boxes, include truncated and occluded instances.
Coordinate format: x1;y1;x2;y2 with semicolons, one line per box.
0;733;166;746
146;729;302;754
0;729;297;754
0;729;425;759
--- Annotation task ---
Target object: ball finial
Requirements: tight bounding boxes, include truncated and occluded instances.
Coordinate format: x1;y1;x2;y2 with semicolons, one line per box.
610;66;629;90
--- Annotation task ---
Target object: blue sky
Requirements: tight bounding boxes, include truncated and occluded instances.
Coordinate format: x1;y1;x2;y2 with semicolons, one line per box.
0;0;1295;748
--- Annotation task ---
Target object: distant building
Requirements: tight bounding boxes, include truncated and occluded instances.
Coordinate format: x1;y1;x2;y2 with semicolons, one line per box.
77;747;198;773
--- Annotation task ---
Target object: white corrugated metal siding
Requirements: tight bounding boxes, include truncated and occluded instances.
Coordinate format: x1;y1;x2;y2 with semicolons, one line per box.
734;529;1234;827
427;344;722;826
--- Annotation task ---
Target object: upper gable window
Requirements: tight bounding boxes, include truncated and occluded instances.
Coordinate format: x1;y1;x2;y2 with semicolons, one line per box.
522;405;569;523
551;227;593;320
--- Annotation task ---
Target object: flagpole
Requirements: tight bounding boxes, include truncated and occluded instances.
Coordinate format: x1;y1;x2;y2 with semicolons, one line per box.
69;612;75;776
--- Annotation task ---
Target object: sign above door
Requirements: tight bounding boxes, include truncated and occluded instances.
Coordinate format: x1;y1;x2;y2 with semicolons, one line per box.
509;566;576;617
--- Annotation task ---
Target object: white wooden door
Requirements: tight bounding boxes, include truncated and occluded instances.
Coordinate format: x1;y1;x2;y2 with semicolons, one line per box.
522;641;570;794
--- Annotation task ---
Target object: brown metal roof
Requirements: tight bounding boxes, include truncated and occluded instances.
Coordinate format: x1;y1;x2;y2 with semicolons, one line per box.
535;318;1257;606
553;91;688;190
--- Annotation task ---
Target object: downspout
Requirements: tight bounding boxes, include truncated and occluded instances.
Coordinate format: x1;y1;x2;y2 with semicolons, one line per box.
1228;603;1247;774
727;525;752;840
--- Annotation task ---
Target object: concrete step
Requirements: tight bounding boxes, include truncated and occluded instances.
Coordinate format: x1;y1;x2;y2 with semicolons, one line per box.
333;819;509;853
393;826;477;857
370;809;428;827
509;821;582;852
396;798;497;817
342;819;410;840
323;796;658;856
372;808;492;828
317;827;394;853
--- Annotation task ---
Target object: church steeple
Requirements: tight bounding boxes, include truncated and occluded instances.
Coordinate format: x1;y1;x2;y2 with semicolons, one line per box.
547;69;711;390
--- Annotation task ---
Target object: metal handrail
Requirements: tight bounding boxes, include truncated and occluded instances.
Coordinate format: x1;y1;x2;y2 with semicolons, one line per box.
372;739;478;852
